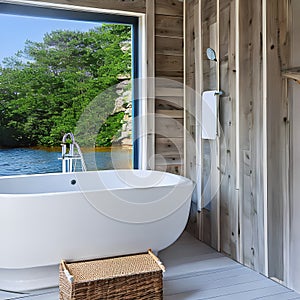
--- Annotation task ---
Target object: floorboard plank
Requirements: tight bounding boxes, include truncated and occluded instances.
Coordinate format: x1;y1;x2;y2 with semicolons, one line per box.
255;291;300;299
206;286;297;300
13;293;58;300
164;264;247;281
0;290;26;300
164;282;287;300
164;272;270;295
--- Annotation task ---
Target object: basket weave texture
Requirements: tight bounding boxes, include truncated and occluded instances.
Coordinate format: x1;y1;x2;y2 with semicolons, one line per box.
59;252;163;300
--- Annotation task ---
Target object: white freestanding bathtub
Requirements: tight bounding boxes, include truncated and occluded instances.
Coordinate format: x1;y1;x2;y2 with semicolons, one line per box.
0;169;193;291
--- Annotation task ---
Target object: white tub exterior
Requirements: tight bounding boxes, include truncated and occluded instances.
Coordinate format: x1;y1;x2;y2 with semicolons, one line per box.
0;169;193;291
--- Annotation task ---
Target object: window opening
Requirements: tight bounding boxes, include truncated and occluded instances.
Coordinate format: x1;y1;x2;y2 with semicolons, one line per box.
0;3;139;175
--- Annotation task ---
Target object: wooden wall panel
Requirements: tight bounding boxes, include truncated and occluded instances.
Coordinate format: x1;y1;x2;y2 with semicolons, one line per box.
145;0;156;170
250;0;266;275
155;54;183;77
289;0;300;291
265;0;289;281
156;0;183;16
239;0;257;271
156;98;183;109
155;15;183;38
154;0;184;174
219;94;235;256
185;0;291;288
202;0;217;23
227;0;238;259
185;0;198;237
197;0;220;250
156;36;183;56
156;117;184;137
238;0;267;274
219;3;235;257
156;137;184;154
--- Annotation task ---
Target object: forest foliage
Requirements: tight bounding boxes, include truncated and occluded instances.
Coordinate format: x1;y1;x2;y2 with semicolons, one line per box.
0;24;132;147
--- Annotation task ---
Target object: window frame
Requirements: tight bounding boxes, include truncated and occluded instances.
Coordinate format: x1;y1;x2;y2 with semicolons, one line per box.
0;2;141;169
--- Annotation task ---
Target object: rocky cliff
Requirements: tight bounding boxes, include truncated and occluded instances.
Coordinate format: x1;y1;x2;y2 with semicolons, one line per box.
112;80;132;147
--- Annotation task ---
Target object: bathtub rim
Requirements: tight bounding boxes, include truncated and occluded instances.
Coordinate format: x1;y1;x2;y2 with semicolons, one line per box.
0;169;194;196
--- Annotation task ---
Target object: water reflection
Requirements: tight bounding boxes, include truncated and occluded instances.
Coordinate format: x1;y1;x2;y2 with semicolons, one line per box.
0;147;132;176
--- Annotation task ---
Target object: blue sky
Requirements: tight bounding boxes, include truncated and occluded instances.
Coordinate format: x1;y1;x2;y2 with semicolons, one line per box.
0;14;102;63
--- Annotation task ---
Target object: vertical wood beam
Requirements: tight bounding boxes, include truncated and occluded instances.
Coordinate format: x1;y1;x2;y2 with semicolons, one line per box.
225;0;239;262
146;0;155;169
264;0;288;281
280;0;290;285
235;0;242;264
239;0;265;273
183;0;187;176
262;0;268;277
219;0;238;259
195;0;204;239
216;0;221;252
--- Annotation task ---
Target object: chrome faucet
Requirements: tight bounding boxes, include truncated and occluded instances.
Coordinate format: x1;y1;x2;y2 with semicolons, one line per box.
60;133;87;173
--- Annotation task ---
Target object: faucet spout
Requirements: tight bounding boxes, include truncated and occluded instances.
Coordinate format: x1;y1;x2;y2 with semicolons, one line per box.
62;132;75;144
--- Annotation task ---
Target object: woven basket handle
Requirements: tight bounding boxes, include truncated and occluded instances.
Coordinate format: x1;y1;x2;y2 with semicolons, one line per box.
148;249;166;272
61;260;74;283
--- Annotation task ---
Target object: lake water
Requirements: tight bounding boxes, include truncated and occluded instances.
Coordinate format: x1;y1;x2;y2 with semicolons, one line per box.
0;147;132;176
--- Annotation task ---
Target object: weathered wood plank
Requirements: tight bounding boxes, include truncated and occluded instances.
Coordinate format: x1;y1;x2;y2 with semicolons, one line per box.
219;3;231;256
156;36;183;56
146;0;155;170
194;0;203;239
227;0;238;261
155;164;183;175
217;0;238;263
219;0;231;12
156;0;183;17
164;278;280;300
251;0;265;276
265;0;288;281
158;76;184;83
156;70;183;78
155;116;184;138
282;68;300;82
164;271;283;297
279;0;290;284
156;137;184;156
237;0;271;276
155;15;183;38
239;0;257;271
156;87;184;97
184;0;198;238
202;0;217;24
219;4;230;60
289;0;300;292
201;1;221;251
156;98;184;110
290;82;300;293
155;155;183;166
155;54;183;76
154;1;183;176
156;109;184;118
155;78;184;88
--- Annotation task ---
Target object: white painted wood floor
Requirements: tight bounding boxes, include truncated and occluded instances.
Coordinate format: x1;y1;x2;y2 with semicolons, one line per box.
1;231;299;300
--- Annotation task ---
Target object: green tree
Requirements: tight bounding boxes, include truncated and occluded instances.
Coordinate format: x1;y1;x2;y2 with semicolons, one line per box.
0;24;131;147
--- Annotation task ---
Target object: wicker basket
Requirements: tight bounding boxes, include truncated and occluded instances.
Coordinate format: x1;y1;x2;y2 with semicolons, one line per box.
59;250;165;300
